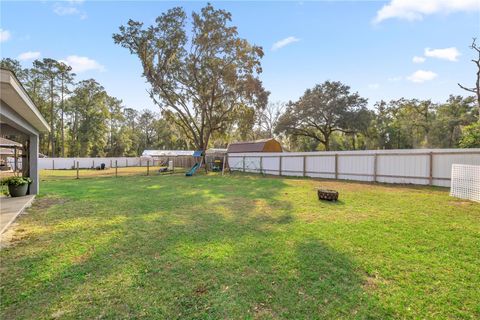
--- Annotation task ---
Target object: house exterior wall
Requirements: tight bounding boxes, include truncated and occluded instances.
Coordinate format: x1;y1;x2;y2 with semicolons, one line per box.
0;100;41;194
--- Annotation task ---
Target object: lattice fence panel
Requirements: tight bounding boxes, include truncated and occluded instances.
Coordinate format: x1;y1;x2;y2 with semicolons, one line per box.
450;164;480;202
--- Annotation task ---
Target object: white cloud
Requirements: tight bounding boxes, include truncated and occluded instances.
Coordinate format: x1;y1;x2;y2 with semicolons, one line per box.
373;0;480;23
60;55;105;73
412;56;426;63
54;6;80;16
424;47;460;61
272;36;300;51
388;76;403;82
0;29;11;42
407;70;438;83
53;2;87;19
17;51;41;61
368;83;380;89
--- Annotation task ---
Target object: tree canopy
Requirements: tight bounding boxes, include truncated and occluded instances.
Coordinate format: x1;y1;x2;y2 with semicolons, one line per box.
276;81;368;150
113;4;269;150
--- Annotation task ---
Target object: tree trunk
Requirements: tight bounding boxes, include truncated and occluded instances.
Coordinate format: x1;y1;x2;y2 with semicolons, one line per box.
475;57;480;121
324;133;330;151
200;134;210;173
61;77;65;157
73;109;78;157
110;120;113;156
50;80;55;157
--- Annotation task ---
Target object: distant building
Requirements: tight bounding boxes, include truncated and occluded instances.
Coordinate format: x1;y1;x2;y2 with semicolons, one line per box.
141;150;195;158
227;138;283;153
0;137;23;171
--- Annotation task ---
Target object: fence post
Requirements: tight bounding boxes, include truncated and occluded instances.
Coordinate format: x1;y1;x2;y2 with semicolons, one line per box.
303;155;306;177
334;154;338;180
373;154;377;183
279;156;282;176
110;159;112;168
243;156;246;172
260;156;263;174
147;160;150;176
429;152;433;186
115;160;118;177
92;159;95;169
126;159;128;167
76;161;79;179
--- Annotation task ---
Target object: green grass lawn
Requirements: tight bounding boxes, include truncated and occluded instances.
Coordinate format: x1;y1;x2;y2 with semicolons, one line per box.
1;172;479;319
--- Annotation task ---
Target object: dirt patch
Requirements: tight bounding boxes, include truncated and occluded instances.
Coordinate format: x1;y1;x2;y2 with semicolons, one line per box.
252;303;276;319
194;284;209;296
51;310;67;319
71;248;94;265
363;273;389;291
31;196;68;211
1;196;68;248
448;200;474;207
0;221;30;249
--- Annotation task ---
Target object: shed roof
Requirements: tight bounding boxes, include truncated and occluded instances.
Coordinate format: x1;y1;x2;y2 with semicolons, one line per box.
142;150;195;157
227;138;283;153
206;148;227;155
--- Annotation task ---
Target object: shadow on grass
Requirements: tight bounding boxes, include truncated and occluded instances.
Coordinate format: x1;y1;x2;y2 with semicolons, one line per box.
1;174;392;319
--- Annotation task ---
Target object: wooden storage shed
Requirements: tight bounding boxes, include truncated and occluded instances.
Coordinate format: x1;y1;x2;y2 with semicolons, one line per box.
227;138;283;153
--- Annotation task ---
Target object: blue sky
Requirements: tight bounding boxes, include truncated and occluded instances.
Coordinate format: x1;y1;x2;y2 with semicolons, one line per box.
1;1;479;111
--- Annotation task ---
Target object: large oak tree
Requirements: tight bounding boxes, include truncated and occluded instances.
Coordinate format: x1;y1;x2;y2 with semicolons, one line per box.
113;4;269;151
275;81;367;151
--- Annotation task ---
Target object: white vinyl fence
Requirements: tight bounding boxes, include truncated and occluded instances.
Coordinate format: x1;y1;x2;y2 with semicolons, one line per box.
38;156;196;170
228;148;480;187
39;157;142;170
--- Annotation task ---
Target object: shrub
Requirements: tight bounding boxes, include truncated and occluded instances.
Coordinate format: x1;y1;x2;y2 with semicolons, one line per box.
0;176;32;186
459;122;480;148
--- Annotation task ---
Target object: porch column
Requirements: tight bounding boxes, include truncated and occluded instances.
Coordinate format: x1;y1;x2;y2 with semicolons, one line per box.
14;147;18;172
29;134;39;194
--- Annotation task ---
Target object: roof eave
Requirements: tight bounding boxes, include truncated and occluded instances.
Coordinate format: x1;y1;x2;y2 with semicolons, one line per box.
0;69;50;133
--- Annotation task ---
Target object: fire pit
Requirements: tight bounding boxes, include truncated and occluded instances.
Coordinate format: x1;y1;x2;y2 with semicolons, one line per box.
317;189;339;201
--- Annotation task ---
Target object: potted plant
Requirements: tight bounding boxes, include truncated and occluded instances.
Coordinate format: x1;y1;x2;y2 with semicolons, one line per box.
0;176;32;197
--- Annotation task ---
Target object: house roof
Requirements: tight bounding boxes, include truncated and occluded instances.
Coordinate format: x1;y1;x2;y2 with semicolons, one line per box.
227;138;283;153
0;137;23;148
0;68;50;133
0;147;22;156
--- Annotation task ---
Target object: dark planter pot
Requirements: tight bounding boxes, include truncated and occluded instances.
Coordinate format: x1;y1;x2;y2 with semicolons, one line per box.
317;189;339;201
8;183;29;197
